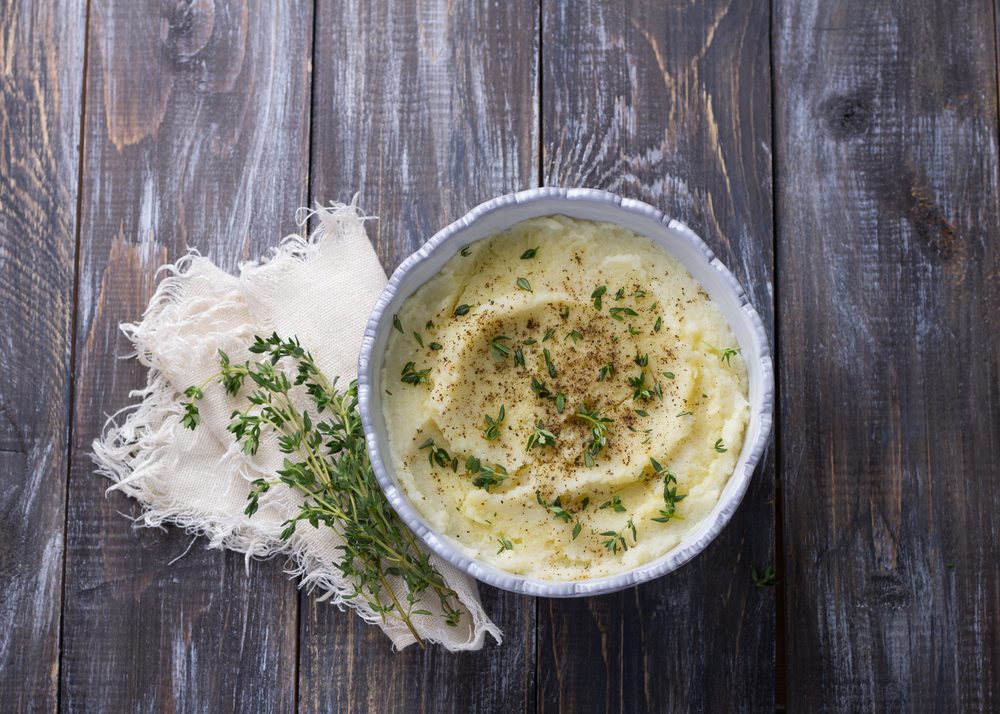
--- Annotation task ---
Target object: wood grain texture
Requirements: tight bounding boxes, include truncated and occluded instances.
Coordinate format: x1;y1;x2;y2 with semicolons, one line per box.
775;0;1000;710
60;2;312;711
0;0;86;710
300;0;538;711
539;1;776;711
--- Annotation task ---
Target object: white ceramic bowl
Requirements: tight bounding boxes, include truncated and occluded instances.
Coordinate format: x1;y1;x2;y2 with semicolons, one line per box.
358;187;773;597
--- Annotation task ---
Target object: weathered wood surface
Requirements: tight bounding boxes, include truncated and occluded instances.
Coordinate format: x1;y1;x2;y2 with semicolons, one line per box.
538;1;776;711
60;2;312;711
2;0;998;710
775;0;1000;710
0;0;86;710
299;0;539;711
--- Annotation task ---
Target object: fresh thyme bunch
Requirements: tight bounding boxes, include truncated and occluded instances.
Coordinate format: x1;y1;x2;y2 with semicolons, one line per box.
181;333;462;647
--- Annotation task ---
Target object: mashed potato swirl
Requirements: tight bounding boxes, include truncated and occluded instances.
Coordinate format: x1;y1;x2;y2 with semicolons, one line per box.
381;216;748;580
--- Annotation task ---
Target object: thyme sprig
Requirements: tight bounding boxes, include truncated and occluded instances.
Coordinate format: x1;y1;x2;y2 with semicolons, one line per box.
181;334;462;647
401;361;431;385
483;405;506;441
573;404;613;467
591;285;607;310
601;517;637;554
526;421;557;451
597;362;616;382
599;494;626;512
489;335;513;360
530;376;553;399
536;492;588;540
608;306;638;321
627;369;662;402
649;457;686;523
464;457;508;491
419;438;457;471
752;565;777;587
542;348;557;378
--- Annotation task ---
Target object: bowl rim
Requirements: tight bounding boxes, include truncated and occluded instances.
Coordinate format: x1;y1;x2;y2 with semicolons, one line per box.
358;187;774;597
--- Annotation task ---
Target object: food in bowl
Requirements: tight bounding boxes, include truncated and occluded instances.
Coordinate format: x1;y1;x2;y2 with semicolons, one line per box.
380;216;749;581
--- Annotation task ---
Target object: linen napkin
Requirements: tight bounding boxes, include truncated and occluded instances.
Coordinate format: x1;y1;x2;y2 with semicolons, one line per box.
93;201;502;650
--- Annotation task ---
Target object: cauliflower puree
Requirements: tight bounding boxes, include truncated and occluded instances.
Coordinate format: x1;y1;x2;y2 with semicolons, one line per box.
381;216;749;580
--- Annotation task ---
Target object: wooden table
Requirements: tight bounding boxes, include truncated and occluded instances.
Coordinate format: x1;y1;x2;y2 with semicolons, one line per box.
3;0;998;711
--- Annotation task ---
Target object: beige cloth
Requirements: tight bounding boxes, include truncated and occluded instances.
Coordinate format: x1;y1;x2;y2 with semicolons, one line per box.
93;202;502;651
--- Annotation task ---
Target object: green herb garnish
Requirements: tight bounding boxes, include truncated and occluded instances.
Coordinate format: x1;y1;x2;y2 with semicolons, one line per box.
419;438;456;470
599;495;626;513
608;307;638;321
454;304;471;316
601;517;636;554
483;405;505;441
628;370;656;402
752;565;777;587
514;346;526;368
714;438;727;453
401;361;431;385
413;332;424;348
393;314;403;333
597;362;616;382
464;456;508;491
542;328;555;342
530;377;552;399
526;421;557;451
649;458;686;523
591;285;607;310
536;491;572;523
565;329;583;344
543;348;557;378
429;342;443;351
497;537;514;554
574;404;613;466
654;316;662;333
721;347;742;366
516;277;532;292
489;335;513;360
520;247;538;259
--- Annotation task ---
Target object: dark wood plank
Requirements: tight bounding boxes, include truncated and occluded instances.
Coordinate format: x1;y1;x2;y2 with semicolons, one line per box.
300;0;538;711
539;1;776;711
0;0;86;710
60;2;313;711
775;0;1000;710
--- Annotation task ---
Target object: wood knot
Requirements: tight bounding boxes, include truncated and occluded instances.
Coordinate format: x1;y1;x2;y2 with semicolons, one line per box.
820;94;871;139
160;0;216;63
